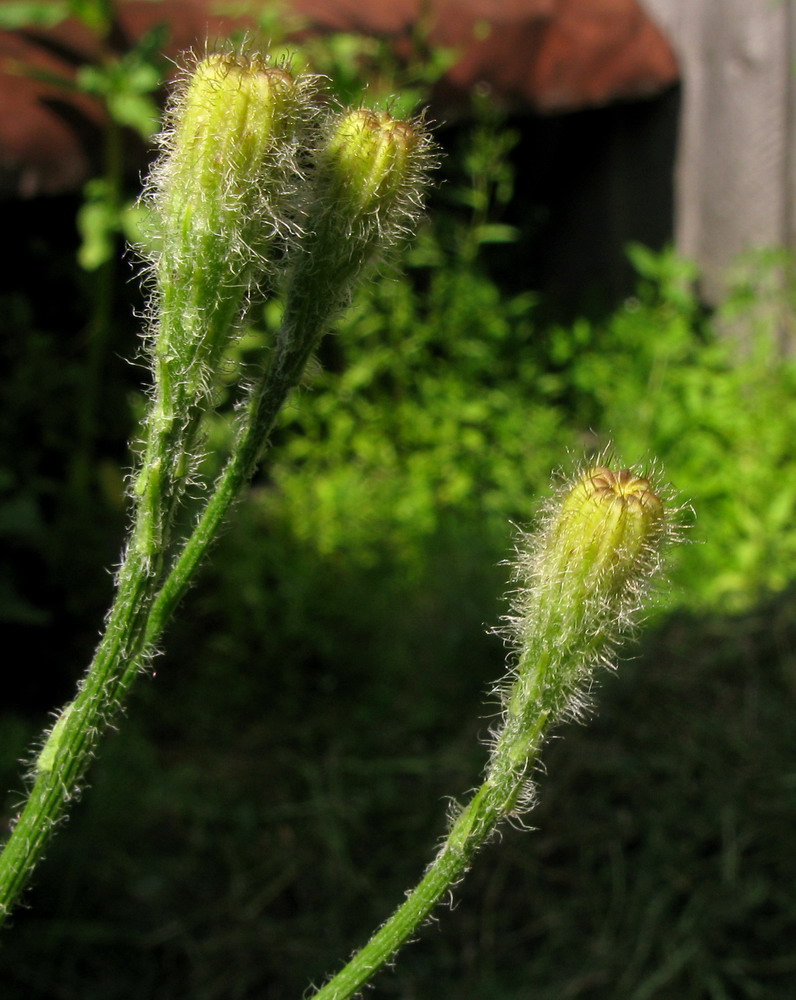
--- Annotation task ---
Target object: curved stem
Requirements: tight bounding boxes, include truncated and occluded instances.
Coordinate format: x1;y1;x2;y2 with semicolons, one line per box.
124;305;331;686
0;542;154;922
0;380;180;921
308;679;554;998
310;769;529;1000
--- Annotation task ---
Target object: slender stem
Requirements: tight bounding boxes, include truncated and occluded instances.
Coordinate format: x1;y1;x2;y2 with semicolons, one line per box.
308;692;552;999
0;343;218;921
128;315;326;684
0;84;432;929
0;542;154;922
309;463;673;1000
0;398;176;921
0;314;323;924
310;761;531;1000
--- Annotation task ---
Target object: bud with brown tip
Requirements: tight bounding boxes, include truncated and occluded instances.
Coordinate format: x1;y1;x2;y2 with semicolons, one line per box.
487;458;677;808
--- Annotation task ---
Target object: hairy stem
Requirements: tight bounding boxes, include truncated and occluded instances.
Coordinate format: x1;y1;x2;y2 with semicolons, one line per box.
128;309;328;684
0;312;322;924
310;744;537;1000
309;464;673;999
0;535;156;922
0;81;433;928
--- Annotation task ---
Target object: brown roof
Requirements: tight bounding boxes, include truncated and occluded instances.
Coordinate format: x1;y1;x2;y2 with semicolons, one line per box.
0;0;678;197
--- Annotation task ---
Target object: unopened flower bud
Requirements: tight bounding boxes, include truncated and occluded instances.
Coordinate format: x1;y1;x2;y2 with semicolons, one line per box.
162;55;301;242
279;108;434;346
320;108;422;223
546;465;665;606
501;460;674;735
143;51;314;387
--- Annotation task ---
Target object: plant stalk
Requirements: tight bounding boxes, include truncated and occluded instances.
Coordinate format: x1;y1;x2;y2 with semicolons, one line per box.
0;312;324;923
310;752;536;1000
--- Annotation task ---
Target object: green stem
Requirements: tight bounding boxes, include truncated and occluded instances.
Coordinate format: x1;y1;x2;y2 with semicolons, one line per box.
310;760;531;1000
0;86;432;929
0;313;324;924
311;464;673;999
308;663;554;998
0;341;214;921
129;314;326;683
0;389;179;921
0;542;154;922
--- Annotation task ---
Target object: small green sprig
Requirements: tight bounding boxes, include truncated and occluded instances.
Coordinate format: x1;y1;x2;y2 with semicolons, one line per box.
310;459;680;1000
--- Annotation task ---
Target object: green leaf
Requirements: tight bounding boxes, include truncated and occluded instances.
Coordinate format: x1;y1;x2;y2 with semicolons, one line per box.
106;90;159;136
76;179;121;271
472;223;519;245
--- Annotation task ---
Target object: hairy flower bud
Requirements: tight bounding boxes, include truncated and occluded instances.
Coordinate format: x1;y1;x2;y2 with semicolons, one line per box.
162;54;302;246
132;50;318;557
497;459;675;760
142;51;314;388
545;465;665;608
321;108;422;225
278;108;434;347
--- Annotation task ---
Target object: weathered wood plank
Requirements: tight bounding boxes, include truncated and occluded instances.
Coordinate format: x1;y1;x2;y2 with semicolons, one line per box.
644;0;796;301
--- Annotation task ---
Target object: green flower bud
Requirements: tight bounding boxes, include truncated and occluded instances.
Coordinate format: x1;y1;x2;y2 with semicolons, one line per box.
545;465;665;608
499;460;675;751
321;108;422;223
142;50;315;389
131;50;318;559
278;108;434;346
161;54;302;246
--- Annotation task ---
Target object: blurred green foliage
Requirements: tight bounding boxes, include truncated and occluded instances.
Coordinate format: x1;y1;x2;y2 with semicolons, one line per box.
215;234;796;620
545;242;796;610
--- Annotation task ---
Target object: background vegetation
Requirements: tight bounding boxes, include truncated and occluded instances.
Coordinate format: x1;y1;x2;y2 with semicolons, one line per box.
1;4;795;997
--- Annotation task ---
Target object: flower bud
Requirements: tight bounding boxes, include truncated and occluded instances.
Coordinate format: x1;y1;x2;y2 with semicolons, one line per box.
278;108;434;346
320;108;423;224
546;465;665;606
162;55;301;244
142;51;314;387
501;460;673;733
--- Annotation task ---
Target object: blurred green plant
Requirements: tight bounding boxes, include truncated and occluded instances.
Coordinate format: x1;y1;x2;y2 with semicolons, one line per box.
229;233;796;620
0;29;687;1000
219;0;457;115
2;8;796;994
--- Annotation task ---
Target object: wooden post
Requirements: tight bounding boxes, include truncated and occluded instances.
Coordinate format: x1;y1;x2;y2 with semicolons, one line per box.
644;0;796;305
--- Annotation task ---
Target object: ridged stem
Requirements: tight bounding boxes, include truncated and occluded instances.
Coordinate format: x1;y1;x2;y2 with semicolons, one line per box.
0;461;164;922
131;308;330;683
0;92;433;927
0;296;329;924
